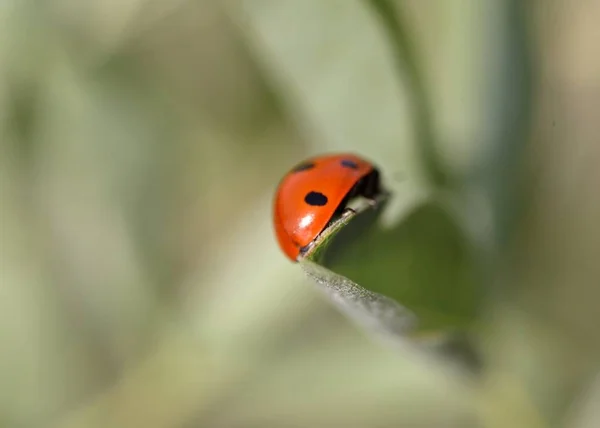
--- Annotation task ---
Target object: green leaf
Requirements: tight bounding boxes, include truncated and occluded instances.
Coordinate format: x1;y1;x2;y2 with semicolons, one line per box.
306;199;480;334
301;259;418;343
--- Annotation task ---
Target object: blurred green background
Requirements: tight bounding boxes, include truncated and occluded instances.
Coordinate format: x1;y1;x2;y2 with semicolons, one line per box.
1;1;600;427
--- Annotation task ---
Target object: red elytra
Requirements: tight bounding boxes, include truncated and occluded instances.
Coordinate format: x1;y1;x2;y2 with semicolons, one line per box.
273;153;382;262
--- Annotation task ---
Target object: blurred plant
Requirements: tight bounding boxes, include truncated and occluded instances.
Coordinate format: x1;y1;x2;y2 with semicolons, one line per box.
1;1;599;428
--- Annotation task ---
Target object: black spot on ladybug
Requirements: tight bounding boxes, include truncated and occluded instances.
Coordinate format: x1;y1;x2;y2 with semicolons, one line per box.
292;162;315;172
340;159;359;169
304;191;328;206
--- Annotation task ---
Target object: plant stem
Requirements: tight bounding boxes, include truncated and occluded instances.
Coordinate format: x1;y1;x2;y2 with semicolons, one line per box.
365;0;449;189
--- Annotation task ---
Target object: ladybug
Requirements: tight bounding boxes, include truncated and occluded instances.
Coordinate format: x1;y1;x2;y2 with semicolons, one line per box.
273;153;384;262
